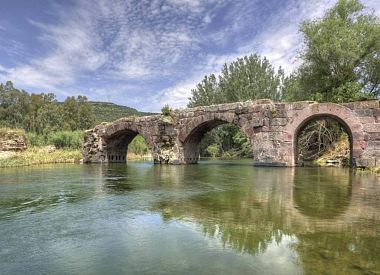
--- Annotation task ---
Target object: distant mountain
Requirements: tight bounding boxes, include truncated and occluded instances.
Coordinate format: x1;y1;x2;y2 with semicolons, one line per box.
88;101;154;124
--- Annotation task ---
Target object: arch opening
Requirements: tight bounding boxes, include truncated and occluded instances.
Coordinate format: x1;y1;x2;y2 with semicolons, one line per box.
105;130;151;163
294;115;353;167
183;119;252;164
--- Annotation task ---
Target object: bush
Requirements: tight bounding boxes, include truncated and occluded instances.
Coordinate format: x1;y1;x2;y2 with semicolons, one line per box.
25;131;84;149
206;144;219;158
46;131;84;149
25;132;45;147
161;104;173;116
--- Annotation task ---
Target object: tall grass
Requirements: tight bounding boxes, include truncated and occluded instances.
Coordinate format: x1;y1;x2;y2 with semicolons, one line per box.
25;131;84;149
0;148;82;168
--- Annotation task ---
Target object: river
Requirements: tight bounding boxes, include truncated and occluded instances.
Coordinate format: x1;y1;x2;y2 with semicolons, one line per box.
0;160;379;275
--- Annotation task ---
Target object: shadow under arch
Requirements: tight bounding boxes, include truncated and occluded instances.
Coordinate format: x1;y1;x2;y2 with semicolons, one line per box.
103;128;152;163
292;167;353;219
294;114;354;167
181;118;252;164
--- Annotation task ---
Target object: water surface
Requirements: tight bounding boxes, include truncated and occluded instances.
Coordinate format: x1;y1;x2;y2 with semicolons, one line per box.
0;160;379;274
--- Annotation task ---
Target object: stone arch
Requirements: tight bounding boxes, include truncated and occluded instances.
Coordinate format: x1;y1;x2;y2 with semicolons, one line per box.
102;122;152;163
178;112;253;164
286;103;364;167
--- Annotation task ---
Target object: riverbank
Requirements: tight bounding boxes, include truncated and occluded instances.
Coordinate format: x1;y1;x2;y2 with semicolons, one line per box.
0;147;154;168
0;147;82;168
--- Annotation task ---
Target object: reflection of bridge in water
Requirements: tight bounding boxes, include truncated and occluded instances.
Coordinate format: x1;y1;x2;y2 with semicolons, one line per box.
148;166;380;273
83;99;380;168
88;162;380;273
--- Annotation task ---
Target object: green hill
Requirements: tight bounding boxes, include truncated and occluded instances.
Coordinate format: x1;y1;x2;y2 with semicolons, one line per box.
88;101;154;124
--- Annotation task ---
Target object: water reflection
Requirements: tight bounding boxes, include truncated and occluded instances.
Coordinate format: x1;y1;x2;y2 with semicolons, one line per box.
0;164;94;218
293;168;352;219
0;161;379;274
149;165;380;273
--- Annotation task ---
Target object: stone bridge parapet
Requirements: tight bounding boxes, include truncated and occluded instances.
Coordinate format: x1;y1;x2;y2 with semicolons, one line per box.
83;99;380;167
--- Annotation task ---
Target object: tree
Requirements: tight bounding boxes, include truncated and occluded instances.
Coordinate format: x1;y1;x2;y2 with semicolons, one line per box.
295;0;380;103
62;96;95;131
188;54;284;107
0;81;95;135
188;54;282;158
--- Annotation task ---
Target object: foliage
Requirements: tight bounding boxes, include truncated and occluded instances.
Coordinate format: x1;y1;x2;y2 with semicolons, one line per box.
199;124;253;159
188;54;284;107
188;54;282;158
297;119;345;161
25;131;84;149
89;102;151;124
128;135;150;156
206;144;219;158
161;104;173;116
290;0;380;103
0;147;81;168
0;81;95;134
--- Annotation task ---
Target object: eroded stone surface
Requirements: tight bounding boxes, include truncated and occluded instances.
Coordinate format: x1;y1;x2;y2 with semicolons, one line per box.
83;99;380;167
0;130;27;152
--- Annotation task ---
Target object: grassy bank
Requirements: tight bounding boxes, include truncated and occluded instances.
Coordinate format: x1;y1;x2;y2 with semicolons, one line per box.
0;147;82;168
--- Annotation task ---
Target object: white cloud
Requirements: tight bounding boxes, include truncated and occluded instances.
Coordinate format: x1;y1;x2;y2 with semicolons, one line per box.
0;0;379;112
153;79;198;112
151;0;339;110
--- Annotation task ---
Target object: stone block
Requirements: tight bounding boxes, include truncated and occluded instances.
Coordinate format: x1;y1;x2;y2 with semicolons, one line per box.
251;117;264;127
367;141;380;149
271;118;288;126
363;123;380;133
355;109;373;117
367;133;380;140
359;117;375;124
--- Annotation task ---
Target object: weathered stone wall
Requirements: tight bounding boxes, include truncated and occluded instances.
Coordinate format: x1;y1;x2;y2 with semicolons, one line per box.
83;99;380;168
0;129;27;152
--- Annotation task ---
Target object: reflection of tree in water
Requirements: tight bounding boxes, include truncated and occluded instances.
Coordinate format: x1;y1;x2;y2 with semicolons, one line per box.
101;163;154;193
292;169;380;275
293;168;352;219
156;168;296;255
294;231;380;274
154;166;380;274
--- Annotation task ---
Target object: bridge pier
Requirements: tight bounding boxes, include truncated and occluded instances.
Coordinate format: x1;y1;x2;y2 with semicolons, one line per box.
83;99;380;168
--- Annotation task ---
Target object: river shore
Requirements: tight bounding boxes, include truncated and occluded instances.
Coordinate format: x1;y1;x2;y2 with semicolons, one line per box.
0;148;379;176
0;147;82;168
0;148;153;168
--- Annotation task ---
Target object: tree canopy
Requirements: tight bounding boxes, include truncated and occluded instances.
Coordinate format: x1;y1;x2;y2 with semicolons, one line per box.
188;54;284;107
0;81;95;134
293;0;380;103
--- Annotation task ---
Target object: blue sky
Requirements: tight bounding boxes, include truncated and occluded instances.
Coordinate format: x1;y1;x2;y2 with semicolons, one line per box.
0;0;379;112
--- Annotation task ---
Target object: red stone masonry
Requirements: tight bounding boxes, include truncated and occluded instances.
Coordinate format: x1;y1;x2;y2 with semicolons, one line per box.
83;99;380;167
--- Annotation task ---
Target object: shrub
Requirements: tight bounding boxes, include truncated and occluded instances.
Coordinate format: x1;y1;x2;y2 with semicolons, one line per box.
206;144;220;158
46;131;84;149
161;104;173;116
25;132;45;147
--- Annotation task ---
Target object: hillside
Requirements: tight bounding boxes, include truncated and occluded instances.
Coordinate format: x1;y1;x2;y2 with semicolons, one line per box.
88;101;154;124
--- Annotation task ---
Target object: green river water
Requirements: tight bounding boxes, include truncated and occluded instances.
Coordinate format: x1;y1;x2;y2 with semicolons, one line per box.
0;160;379;275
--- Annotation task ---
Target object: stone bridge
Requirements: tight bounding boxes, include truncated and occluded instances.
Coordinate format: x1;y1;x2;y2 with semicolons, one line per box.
83;99;380;167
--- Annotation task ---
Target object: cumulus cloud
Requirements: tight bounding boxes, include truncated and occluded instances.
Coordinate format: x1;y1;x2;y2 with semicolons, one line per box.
0;0;379;111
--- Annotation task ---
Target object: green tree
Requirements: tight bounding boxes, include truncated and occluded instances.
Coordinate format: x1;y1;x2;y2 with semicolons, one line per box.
188;54;282;158
188;54;284;107
62;96;95;131
295;0;380;103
